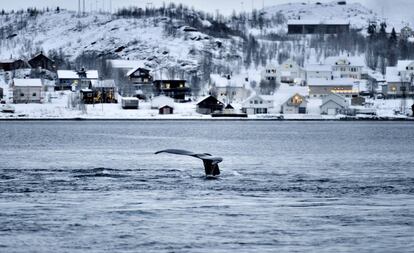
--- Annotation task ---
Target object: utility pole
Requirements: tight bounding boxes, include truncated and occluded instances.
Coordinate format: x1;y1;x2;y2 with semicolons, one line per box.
78;0;81;17
83;0;86;16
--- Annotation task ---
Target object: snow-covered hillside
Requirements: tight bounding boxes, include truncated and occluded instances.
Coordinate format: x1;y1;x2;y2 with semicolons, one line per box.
263;1;379;30
0;10;237;74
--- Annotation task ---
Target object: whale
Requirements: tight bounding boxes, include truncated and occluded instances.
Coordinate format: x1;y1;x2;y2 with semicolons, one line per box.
155;149;222;177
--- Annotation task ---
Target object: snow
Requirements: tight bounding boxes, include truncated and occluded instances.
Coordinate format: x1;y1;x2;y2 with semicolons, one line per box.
210;74;248;88
57;70;98;79
386;67;400;83
396;60;414;71
151;95;174;109
305;64;332;72
13;78;42;87
324;55;366;67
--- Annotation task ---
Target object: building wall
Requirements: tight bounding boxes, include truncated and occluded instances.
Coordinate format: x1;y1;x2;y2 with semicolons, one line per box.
13;86;42;103
309;85;354;98
386;81;414;98
306;71;333;81
332;66;362;79
216;87;250;103
321;101;344;115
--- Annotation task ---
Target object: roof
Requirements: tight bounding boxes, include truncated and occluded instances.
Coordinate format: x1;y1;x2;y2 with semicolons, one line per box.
197;95;224;106
57;70;99;79
151;95;174;108
91;80;116;88
305;64;332;72
108;60;147;69
321;93;348;108
210;74;248;88
386;67;401;83
126;66;150;77
396;60;414;71
324;55;365;67
287;19;349;25
225;104;234;109
307;78;356;86
13;78;42;87
282;93;308;105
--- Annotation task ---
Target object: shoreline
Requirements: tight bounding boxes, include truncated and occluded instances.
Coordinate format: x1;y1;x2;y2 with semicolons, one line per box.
0;116;413;122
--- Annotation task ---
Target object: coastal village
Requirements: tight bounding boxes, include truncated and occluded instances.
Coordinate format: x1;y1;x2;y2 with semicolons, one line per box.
1;51;414;120
1;7;414;120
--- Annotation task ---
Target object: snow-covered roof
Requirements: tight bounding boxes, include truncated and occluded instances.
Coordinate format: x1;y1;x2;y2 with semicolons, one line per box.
91;79;116;88
151;95;174;108
325;56;366;67
126;65;150;77
13;78;42;87
287;19;349;25
109;60;147;69
210;74;248;88
305;64;332;72
386;67;401;83
57;70;78;79
321;93;348;108
307;78;356;86
57;70;98;79
396;60;414;71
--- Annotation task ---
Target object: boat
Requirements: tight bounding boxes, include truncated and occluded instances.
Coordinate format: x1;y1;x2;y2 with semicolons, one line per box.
1;104;15;113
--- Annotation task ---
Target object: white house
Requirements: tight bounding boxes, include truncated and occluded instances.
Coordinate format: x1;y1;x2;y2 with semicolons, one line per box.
210;74;251;103
12;78;43;103
325;56;365;79
281;93;308;114
305;64;333;81
241;94;273;115
385;60;414;98
262;63;278;81
277;59;305;84
320;93;349;115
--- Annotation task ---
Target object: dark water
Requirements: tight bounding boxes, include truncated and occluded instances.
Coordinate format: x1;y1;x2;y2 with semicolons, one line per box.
0;121;413;252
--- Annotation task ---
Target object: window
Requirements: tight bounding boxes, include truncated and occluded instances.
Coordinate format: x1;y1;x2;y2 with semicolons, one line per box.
32;93;37;97
20;93;25;97
254;100;258;104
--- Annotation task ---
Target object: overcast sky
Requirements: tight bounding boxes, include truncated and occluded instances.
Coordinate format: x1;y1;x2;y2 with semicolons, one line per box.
1;0;413;24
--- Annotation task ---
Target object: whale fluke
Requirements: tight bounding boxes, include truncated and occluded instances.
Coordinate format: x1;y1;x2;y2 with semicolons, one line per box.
155;149;222;176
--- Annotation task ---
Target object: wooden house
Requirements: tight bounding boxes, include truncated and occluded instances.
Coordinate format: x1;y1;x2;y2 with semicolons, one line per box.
12;78;43;104
324;56;365;79
241;94;273;115
320;93;349;115
153;80;191;101
281;93;308;114
151;95;174;109
28;52;56;72
196;96;224;115
0;59;28;72
80;89;94;104
0;87;3;99
159;105;174;115
91;80;117;103
127;67;153;84
385;61;414;98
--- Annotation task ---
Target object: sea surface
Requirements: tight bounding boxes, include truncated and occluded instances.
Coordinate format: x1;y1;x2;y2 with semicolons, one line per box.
0;121;413;252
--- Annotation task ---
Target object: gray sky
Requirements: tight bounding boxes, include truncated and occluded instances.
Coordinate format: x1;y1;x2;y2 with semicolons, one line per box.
1;0;413;24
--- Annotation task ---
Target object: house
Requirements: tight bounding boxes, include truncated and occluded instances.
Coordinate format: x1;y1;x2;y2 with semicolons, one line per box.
0;59;28;72
210;74;251;103
281;93;308;114
196;96;224;115
12;78;43;103
57;69;99;90
28;52;56;72
127;66;153;92
287;19;350;34
320;93;349;115
262;64;278;81
277;59;304;84
121;97;139;109
305;64;333;81
325;56;365;79
241;94;273;115
308;78;357;98
151;95;174;109
159;105;174;115
91;80;117;103
80;89;94;104
385;61;414;98
153;80;191;101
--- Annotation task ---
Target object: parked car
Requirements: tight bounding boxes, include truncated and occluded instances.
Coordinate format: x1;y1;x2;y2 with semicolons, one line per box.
1;104;15;113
